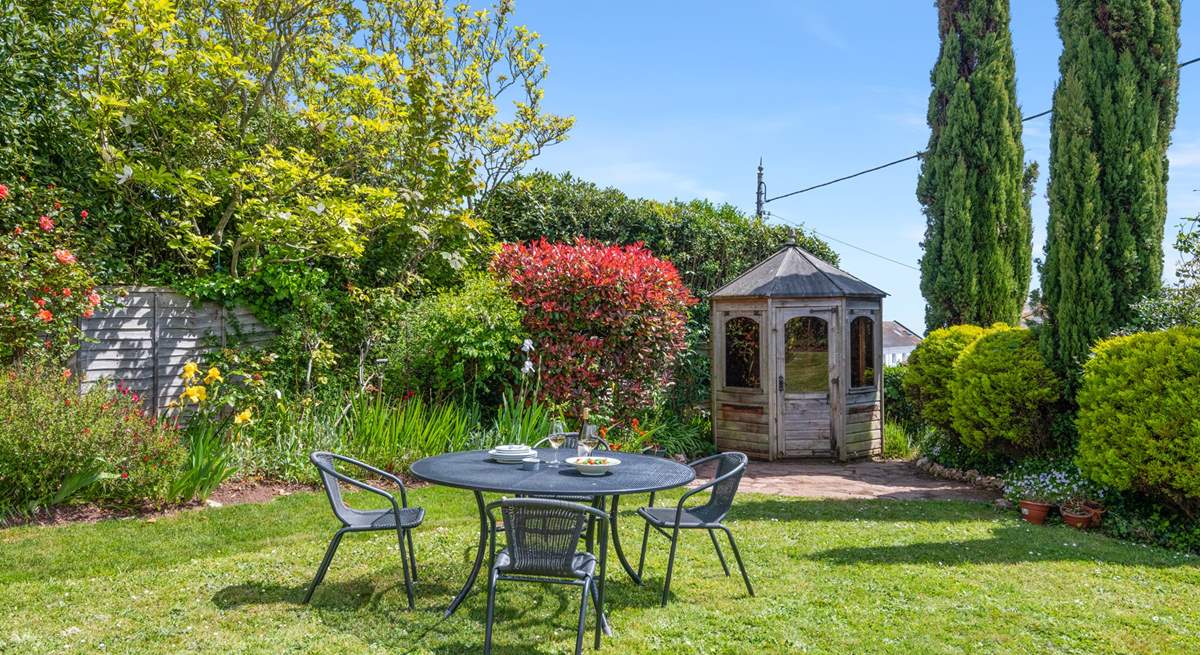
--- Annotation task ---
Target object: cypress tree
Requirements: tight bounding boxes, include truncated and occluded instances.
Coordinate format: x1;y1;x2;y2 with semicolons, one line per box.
918;0;1034;332
1041;0;1181;380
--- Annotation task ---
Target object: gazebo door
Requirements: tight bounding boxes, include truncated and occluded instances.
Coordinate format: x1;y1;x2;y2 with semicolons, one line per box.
775;307;835;457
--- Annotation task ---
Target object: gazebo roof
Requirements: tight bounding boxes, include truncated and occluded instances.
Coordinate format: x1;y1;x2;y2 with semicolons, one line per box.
711;243;888;299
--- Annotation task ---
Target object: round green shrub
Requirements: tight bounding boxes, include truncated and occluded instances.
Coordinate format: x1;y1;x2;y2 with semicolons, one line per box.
1076;327;1200;514
384;274;525;402
902;324;985;432
949;324;1061;453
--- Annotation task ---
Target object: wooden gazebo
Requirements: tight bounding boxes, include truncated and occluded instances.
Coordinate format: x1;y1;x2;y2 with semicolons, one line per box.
709;237;888;461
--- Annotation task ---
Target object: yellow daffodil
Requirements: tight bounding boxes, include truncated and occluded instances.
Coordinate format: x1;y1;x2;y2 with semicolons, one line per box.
181;361;199;381
233;408;253;425
181;385;207;404
204;367;223;385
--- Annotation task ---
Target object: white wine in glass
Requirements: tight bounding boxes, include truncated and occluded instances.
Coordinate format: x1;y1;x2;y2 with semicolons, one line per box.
547;433;566;466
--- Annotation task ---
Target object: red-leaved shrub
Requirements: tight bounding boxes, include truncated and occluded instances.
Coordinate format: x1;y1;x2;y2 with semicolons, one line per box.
491;239;696;422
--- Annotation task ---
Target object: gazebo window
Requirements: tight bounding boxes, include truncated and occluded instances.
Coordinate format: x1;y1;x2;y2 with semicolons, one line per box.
784;316;828;394
850;316;875;388
724;316;761;389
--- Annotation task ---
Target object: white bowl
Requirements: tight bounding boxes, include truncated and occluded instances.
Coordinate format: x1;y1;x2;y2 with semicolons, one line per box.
565;456;621;476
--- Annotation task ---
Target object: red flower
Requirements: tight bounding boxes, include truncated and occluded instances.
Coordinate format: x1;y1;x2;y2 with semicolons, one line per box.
44;339;53;349
34;297;47;308
11;226;20;235
120;472;129;479
87;291;101;307
0;183;8;200
80;209;88;219
53;249;76;264
37;309;53;322
61;368;71;380
82;308;94;319
39;215;54;231
62;288;72;297
53;201;62;210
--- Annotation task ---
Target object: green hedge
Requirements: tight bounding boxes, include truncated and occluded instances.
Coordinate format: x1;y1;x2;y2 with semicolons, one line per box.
902;324;985;433
949;325;1061;453
1076;327;1200;515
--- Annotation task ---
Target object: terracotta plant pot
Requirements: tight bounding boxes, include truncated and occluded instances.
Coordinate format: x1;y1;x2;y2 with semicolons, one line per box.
1083;501;1106;528
1018;499;1053;525
1060;507;1092;530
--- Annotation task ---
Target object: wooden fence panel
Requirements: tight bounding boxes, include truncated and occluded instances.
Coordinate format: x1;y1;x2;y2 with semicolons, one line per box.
75;286;274;414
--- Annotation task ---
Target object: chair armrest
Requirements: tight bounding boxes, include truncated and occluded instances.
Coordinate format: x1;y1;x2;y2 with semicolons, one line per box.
329;453;410;507
669;459;747;525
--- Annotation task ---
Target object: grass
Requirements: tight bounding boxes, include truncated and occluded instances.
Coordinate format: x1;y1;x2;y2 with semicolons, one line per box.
2;488;1198;654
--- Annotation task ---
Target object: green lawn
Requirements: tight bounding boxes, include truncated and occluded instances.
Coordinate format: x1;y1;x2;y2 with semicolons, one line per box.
2;488;1198;654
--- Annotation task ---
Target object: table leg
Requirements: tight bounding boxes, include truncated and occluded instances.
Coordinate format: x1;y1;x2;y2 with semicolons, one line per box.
609;494;643;585
444;490;488;618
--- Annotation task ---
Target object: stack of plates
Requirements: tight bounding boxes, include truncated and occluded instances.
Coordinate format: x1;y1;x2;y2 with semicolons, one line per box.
488;444;535;464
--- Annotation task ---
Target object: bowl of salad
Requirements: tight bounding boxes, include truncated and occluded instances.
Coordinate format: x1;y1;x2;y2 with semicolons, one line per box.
565;456;621;476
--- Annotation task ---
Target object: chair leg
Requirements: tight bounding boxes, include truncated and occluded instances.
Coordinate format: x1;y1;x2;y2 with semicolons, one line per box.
396;528;415;609
637;492;655;580
722;527;754;597
575;577;591;655
591;575;604;649
708;528;731;576
484;569;499;655
406;528;418;582
660;525;681;607
304;529;347;604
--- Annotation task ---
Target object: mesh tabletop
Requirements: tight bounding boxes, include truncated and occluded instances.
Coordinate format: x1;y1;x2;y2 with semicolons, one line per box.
410;449;695;496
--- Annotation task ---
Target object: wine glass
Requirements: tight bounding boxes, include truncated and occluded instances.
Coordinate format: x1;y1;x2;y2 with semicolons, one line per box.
547;432;566;467
579;424;599;458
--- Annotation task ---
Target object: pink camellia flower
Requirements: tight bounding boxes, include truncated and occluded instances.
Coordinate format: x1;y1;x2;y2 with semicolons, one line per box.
0;184;8;199
37;309;53;322
80;209;88;219
87;291;101;307
39;215;54;231
53;249;76;264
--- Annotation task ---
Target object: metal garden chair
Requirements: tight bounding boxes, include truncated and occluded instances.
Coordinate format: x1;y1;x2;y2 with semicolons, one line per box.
635;451;754;606
304;451;425;608
484;498;608;655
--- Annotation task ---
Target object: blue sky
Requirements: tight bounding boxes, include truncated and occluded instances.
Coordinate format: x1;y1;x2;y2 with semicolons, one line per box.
510;1;1200;333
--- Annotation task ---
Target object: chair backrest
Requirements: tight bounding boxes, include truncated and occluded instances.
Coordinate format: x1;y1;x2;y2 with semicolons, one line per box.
695;452;748;523
311;451;356;525
494;498;595;577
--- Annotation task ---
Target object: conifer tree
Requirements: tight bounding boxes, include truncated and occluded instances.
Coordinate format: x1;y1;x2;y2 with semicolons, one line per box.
918;0;1034;331
1041;0;1180;380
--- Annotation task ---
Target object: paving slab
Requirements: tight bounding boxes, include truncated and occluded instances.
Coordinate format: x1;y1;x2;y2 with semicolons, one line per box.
692;459;997;502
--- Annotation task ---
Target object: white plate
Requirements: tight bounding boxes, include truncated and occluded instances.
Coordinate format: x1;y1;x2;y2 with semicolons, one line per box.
494;444;532;452
489;448;533;463
565;456;621;476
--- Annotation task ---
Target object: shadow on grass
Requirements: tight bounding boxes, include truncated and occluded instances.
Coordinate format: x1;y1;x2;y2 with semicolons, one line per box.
809;524;1200;569
211;568;661;654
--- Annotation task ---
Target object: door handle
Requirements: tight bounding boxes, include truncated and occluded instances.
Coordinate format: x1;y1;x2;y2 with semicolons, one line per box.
778;375;784;392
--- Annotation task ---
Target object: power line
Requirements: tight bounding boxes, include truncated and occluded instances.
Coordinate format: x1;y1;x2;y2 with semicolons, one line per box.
767;211;921;272
764;55;1197;204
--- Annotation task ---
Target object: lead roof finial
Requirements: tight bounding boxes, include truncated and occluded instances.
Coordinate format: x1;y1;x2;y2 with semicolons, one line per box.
787;227;797;246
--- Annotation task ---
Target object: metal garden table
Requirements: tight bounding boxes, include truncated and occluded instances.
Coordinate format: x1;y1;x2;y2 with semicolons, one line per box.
410;448;695;618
